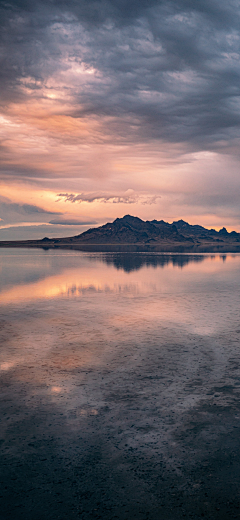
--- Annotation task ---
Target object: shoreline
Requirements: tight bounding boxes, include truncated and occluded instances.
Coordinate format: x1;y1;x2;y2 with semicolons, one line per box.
1;239;240;253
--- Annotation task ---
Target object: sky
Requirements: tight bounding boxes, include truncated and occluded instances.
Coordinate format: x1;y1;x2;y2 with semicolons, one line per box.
1;0;240;239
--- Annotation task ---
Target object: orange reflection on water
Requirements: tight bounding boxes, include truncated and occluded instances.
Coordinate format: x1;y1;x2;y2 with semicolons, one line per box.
0;361;16;371
0;266;139;303
0;253;238;305
51;386;62;393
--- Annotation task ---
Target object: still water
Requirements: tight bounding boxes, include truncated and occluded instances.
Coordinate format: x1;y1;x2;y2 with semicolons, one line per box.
1;249;240;519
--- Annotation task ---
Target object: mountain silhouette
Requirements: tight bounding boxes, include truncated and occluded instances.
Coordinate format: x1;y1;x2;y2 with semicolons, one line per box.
51;215;240;245
1;215;240;249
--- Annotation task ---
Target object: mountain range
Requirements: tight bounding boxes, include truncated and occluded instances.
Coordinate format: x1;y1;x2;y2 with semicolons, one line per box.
43;214;240;245
1;214;239;248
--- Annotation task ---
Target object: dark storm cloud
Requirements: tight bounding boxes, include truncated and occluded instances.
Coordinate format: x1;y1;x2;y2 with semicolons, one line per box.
1;0;240;151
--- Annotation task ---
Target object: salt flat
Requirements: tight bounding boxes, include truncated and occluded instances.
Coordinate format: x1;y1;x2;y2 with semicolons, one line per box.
1;249;240;519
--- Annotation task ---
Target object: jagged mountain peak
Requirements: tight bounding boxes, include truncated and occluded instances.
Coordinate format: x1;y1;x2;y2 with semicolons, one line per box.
70;214;193;244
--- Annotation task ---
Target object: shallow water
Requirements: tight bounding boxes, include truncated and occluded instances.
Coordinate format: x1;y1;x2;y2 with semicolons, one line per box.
1;249;240;519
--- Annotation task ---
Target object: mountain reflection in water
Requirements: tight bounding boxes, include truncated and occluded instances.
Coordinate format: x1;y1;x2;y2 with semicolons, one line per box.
0;249;234;303
102;253;207;272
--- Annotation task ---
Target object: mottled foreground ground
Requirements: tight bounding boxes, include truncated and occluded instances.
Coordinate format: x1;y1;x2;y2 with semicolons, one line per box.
1;252;240;519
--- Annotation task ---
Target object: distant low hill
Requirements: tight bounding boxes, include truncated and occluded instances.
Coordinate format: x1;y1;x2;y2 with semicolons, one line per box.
1;214;240;248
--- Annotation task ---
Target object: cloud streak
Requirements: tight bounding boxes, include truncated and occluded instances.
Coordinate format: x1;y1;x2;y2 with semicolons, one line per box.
57;191;160;205
49;219;98;225
0;196;62;225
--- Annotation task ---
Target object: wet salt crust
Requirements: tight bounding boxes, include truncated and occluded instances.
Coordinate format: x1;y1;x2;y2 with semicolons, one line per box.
1;249;240;519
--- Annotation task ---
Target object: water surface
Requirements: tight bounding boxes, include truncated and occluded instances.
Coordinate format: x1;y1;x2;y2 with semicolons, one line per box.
1;249;240;519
